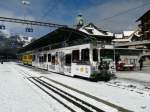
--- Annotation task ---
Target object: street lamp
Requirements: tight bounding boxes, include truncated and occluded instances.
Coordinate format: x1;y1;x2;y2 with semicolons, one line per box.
112;41;116;71
22;0;30;20
21;1;33;32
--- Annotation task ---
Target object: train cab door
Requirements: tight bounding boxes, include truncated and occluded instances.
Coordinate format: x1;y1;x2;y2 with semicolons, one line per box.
57;52;65;73
64;54;72;75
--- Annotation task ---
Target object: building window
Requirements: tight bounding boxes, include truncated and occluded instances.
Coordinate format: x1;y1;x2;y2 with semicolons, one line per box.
48;53;51;62
93;49;98;61
81;48;89;61
72;50;79;63
65;54;71;66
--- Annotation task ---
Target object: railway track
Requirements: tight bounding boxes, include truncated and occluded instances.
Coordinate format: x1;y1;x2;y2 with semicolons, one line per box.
28;77;105;112
16;64;132;112
17;67;108;112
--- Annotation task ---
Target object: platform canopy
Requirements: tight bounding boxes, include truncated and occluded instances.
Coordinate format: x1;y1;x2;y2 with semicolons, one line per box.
18;27;94;53
18;27;114;54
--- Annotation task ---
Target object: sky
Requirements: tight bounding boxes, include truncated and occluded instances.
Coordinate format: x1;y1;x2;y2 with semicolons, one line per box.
0;0;149;38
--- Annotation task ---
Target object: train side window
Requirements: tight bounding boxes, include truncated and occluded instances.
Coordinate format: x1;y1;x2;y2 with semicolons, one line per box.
93;49;98;61
52;55;55;64
39;56;41;62
24;56;27;59
28;55;32;60
81;48;89;61
72;50;79;63
42;56;44;62
39;56;44;62
43;54;47;62
48;54;51;62
32;55;36;61
65;54;71;66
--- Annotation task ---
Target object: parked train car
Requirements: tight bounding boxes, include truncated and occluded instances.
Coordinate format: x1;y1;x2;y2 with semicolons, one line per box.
22;53;32;65
18;26;118;81
28;43;115;81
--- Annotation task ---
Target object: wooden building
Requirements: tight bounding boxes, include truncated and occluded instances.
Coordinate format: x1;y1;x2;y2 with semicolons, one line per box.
137;10;150;40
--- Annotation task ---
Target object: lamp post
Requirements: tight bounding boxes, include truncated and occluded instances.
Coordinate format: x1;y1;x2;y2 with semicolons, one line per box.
22;1;32;32
112;41;116;71
22;0;30;20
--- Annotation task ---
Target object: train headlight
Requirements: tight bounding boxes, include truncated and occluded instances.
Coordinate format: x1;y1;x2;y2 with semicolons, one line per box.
111;66;115;69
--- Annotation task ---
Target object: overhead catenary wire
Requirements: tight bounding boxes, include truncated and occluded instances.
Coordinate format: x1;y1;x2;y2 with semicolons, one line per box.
39;0;59;21
99;1;150;22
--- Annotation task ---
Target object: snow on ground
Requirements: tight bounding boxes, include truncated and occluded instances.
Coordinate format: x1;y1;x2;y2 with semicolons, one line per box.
0;62;70;112
114;67;150;94
14;62;150;112
116;71;150;84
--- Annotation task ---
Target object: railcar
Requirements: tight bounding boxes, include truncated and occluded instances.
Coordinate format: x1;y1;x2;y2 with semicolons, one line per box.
24;43;115;81
18;27;142;81
22;53;32;65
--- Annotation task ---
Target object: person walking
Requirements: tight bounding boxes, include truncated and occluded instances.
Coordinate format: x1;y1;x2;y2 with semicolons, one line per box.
139;57;144;71
1;60;3;64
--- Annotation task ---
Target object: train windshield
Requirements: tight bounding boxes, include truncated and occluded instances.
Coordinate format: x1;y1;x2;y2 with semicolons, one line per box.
100;49;114;61
92;49;115;62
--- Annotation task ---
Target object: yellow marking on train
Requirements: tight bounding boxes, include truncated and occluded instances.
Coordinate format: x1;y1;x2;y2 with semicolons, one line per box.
80;67;84;72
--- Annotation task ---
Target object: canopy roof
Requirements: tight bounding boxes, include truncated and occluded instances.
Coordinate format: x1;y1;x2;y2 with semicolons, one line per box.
18;26;114;54
18;27;93;53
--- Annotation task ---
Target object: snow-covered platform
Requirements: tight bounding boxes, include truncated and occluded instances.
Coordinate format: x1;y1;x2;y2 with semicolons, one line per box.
116;69;150;85
0;62;150;112
0;62;57;112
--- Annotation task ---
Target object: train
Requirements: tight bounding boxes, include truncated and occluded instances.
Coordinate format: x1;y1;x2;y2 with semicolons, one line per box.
18;27;143;81
19;43;116;81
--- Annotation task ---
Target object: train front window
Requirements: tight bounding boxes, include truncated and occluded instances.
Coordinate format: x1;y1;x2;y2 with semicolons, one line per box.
93;49;98;61
100;49;114;60
81;48;89;61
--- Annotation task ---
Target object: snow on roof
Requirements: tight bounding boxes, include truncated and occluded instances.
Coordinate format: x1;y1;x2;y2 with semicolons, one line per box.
113;29;141;43
114;34;123;39
79;23;113;37
123;31;134;37
112;38;131;42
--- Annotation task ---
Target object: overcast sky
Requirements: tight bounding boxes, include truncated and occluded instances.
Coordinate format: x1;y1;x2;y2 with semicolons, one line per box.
0;0;149;38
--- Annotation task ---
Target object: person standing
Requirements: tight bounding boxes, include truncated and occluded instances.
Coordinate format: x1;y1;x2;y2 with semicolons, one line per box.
139;57;144;71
